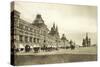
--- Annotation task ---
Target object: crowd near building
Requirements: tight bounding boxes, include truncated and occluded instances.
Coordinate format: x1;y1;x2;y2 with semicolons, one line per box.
11;10;77;52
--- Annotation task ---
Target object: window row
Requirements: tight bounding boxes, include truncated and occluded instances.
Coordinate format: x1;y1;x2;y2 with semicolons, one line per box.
19;35;40;43
18;23;33;32
18;24;47;36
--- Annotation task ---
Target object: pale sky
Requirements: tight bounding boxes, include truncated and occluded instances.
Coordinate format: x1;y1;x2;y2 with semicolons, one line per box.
13;1;97;45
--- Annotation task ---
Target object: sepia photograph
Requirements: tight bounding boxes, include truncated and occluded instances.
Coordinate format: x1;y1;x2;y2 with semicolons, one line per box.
11;1;97;66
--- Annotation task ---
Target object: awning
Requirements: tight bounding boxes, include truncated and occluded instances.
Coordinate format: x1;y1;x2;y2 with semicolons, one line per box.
52;45;57;48
19;44;24;48
14;43;24;49
58;45;62;47
47;45;52;47
33;44;40;47
30;45;33;48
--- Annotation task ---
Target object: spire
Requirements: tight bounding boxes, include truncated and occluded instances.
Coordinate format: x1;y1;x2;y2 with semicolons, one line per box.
36;14;41;18
56;25;58;32
49;23;60;36
53;22;55;29
61;34;67;40
86;33;88;40
55;25;59;36
49;23;55;35
86;33;88;37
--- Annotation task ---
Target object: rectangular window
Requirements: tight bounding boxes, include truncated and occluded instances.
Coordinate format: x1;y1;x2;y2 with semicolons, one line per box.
19;23;23;29
25;36;28;43
34;38;36;43
30;28;32;32
37;38;39;43
30;37;32;42
25;26;28;31
19;35;23;42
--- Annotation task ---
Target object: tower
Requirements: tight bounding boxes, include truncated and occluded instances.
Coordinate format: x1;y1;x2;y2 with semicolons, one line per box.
32;14;46;28
82;38;86;47
86;33;88;42
34;14;44;24
49;23;56;36
88;38;91;47
82;33;91;47
61;34;67;41
56;26;59;35
53;23;55;30
49;23;60;37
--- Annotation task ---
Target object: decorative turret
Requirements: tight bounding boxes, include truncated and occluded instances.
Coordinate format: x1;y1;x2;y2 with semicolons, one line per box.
61;34;67;41
82;33;91;47
82;38;86;47
88;38;91;47
34;14;44;24
32;14;48;28
56;26;58;33
49;23;55;35
86;33;88;42
49;23;59;37
53;23;55;30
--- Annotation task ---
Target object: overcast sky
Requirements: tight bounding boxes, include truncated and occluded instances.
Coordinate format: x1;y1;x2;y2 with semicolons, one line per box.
14;1;97;45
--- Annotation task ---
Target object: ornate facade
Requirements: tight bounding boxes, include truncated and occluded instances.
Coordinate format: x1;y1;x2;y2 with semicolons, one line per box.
11;10;71;52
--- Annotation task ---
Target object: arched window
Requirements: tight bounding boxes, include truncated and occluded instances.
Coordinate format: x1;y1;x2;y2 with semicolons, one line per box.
34;38;36;43
30;37;32;42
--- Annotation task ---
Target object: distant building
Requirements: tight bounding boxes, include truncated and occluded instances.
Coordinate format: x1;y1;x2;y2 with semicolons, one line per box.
82;33;91;47
11;10;71;51
60;34;70;48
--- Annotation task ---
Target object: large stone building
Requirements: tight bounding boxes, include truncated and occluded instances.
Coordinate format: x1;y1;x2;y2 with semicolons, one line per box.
82;33;91;47
11;10;71;52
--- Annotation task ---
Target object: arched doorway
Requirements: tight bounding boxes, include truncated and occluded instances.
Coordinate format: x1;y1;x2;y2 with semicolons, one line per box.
25;45;31;52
